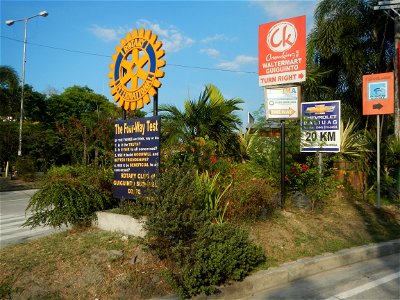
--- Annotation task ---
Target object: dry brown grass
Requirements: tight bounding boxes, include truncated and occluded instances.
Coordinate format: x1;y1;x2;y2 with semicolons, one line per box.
249;192;400;268
0;228;173;300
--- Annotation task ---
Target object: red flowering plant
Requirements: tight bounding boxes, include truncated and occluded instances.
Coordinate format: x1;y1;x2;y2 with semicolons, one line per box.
286;156;337;208
206;154;232;179
287;161;314;192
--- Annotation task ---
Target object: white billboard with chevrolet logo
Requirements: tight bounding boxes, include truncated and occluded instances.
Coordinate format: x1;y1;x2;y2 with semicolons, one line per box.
300;100;341;153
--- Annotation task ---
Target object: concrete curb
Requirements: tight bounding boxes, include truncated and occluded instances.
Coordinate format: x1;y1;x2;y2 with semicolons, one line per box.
194;239;400;299
93;212;147;238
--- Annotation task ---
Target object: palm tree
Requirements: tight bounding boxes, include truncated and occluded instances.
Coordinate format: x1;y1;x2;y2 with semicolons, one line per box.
305;0;394;121
0;65;20;119
160;84;244;158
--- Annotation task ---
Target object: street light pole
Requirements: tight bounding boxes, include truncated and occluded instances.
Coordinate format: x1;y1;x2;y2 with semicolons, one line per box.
18;17;28;157
5;11;49;156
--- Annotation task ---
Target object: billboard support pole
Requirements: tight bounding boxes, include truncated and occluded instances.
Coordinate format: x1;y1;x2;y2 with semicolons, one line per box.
377;115;381;209
153;88;158;116
318;152;323;174
280;120;286;208
122;109;126;120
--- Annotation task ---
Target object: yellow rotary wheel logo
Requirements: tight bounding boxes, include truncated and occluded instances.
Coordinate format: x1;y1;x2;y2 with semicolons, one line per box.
108;28;166;111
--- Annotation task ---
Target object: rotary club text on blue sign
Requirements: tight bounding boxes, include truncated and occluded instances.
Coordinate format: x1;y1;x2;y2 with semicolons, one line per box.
113;116;160;199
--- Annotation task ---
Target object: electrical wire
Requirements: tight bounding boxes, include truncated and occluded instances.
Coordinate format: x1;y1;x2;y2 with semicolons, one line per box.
1;35;258;75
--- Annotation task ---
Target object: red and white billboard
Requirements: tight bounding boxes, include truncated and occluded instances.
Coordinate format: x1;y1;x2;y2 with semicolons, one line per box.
259;15;306;86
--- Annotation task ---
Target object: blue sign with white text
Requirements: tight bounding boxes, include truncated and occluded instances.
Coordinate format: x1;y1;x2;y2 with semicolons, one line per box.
113;116;160;199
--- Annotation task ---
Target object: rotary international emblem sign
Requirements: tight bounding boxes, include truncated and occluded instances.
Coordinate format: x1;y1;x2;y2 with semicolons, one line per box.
108;28;166;110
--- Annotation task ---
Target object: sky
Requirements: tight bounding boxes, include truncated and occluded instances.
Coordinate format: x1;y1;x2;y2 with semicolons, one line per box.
1;0;318;127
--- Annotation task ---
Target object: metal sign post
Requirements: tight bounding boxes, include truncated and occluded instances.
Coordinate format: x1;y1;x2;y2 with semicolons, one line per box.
263;87;300;208
153;88;158;117
280;120;286;208
377;115;381;208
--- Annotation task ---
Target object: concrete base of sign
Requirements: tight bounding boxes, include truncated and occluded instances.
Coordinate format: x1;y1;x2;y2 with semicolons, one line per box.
93;212;147;238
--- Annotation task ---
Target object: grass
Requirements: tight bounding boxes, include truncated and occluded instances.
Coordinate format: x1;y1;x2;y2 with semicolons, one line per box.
1;189;399;299
0;228;173;300
247;192;400;270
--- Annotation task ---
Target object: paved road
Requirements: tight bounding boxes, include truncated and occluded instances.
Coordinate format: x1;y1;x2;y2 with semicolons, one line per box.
0;189;65;248
245;253;400;300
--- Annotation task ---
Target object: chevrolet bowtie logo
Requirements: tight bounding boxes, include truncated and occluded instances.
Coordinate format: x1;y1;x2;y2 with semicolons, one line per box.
305;104;335;114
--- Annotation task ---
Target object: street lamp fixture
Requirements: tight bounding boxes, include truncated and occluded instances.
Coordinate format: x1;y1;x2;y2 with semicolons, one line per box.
5;11;49;156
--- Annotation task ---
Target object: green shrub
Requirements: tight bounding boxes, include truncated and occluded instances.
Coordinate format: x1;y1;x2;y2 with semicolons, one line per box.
144;166;211;258
223;163;279;222
144;165;266;298
195;170;231;223
225;178;279;222
173;223;265;298
24;165;114;228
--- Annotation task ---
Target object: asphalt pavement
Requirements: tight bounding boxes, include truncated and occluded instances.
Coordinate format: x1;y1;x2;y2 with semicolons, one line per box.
0;189;65;248
244;252;400;299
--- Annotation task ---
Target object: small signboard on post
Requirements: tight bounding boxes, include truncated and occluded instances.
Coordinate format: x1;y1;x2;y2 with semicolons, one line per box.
300;101;341;153
362;72;394;209
264;86;300;119
362;72;394;115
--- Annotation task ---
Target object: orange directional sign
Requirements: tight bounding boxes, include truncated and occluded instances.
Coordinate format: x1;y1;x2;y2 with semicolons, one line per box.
362;72;394;115
269;107;296;116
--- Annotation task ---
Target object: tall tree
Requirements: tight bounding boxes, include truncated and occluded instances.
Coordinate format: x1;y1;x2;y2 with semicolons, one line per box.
305;0;394;122
23;84;47;123
0;65;20;119
45;85;118;165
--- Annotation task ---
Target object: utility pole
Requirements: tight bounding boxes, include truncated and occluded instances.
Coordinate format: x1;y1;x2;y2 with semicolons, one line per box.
373;0;400;138
396;15;400;138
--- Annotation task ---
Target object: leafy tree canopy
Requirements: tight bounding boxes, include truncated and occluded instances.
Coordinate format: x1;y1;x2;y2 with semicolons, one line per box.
305;0;394;121
45;85;116;125
0;65;20;119
160;84;243;157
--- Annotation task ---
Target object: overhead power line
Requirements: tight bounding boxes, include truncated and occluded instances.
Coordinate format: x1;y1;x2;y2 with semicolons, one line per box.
1;35;258;75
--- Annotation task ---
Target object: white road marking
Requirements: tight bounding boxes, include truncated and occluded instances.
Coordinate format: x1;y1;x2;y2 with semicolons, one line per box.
325;271;400;300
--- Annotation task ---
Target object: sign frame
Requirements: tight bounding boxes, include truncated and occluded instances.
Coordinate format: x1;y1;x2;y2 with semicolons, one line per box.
264;86;300;120
300;100;341;153
362;72;394;115
258;15;306;87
